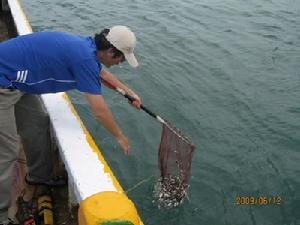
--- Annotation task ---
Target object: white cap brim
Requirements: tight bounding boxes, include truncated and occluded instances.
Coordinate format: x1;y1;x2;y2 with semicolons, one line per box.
124;52;139;68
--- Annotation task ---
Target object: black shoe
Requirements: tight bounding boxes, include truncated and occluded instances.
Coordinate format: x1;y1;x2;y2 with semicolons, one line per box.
0;218;19;225
25;174;67;187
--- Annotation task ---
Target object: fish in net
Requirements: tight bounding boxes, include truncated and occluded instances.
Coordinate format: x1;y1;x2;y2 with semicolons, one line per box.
153;121;195;208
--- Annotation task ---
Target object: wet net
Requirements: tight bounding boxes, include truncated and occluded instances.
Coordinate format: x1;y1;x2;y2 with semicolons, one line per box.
153;121;195;208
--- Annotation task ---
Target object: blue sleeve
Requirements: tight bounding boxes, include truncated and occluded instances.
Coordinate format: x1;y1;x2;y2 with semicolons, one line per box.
71;59;102;94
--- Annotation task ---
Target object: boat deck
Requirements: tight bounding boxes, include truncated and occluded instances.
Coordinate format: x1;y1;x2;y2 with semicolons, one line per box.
12;149;78;225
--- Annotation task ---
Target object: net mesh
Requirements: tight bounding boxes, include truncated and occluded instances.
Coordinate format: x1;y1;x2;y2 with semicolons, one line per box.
153;121;195;208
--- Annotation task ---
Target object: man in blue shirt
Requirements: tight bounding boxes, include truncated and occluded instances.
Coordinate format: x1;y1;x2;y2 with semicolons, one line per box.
0;25;141;225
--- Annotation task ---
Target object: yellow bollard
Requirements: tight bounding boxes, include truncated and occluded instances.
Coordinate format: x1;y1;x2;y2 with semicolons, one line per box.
78;191;141;225
37;195;53;225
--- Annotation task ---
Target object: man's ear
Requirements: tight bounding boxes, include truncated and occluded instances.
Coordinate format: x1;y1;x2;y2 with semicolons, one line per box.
107;48;114;57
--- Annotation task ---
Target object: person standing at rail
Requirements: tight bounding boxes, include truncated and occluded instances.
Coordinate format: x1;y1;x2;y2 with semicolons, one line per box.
0;25;141;225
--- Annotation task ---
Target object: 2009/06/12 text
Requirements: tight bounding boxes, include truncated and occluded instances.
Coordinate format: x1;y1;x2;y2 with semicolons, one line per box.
236;196;281;205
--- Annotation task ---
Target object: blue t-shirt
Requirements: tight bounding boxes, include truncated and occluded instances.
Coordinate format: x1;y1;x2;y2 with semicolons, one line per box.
0;32;102;94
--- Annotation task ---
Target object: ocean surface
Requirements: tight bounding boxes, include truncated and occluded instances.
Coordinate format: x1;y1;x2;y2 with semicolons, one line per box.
21;0;300;224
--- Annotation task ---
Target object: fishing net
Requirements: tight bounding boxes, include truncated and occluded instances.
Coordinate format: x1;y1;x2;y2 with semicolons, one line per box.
153;121;195;208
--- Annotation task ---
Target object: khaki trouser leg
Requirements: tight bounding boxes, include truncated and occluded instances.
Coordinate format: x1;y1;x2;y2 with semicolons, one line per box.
0;89;53;222
0;89;22;222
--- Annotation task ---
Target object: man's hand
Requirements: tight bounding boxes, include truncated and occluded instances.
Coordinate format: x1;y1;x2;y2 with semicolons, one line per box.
100;69;142;109
128;90;141;109
116;134;130;155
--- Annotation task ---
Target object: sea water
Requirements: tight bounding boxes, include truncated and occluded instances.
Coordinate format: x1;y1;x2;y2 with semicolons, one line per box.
22;0;300;224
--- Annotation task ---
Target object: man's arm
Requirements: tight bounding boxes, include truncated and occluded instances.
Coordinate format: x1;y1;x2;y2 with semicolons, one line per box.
85;93;129;154
100;69;141;108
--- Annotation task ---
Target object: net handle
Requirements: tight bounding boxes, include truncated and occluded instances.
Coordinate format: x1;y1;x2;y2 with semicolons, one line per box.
100;77;166;124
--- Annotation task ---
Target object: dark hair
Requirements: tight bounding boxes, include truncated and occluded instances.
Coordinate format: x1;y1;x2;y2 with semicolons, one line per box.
94;29;124;58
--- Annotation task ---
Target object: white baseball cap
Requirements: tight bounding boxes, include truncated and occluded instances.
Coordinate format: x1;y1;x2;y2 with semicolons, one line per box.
106;25;139;68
